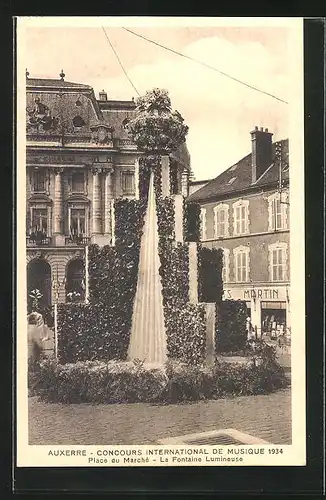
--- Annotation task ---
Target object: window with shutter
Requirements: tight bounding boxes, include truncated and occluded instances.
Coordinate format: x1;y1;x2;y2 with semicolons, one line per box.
214;204;229;237
233;246;250;282
233;200;249;236
268;242;288;282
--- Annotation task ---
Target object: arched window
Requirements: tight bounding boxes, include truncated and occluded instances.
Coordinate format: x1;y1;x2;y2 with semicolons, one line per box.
65;259;85;302
27;259;52;310
73;116;86;128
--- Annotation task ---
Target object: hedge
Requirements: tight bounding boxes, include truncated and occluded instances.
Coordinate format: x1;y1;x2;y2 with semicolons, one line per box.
29;339;289;404
57;194;207;365
198;245;223;304
138;156;162;200
58;199;147;364
216;300;247;353
184;201;201;242
165;302;206;365
169;162;179;195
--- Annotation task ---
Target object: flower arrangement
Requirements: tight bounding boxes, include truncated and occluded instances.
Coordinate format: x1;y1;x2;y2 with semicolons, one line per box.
29;289;43;311
127;89;188;155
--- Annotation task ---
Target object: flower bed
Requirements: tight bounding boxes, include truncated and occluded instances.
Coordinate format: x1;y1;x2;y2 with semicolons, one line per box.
30;340;289;404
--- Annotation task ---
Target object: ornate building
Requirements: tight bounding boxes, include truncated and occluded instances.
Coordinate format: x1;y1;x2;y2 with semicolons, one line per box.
26;72;190;309
188;127;290;337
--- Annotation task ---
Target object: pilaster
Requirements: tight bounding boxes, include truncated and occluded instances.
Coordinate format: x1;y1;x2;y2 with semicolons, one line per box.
181;168;189;197
103;164;114;237
174;194;184;243
204;302;216;366
51;167;65;246
161;155;170;197
188;241;198;304
91;166;102;235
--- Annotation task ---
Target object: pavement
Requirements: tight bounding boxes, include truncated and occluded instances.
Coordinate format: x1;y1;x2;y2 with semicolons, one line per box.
29;387;291;446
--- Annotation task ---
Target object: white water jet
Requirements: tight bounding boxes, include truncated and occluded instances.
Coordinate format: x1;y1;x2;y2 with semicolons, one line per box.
127;171;167;364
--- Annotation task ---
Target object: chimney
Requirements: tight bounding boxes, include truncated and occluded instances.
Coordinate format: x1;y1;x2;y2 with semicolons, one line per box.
250;126;273;183
99;89;107;101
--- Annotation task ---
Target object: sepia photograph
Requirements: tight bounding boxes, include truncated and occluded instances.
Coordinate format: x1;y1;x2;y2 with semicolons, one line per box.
16;17;305;467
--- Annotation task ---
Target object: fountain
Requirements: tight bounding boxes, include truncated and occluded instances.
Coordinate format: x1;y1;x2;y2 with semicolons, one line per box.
127;171;167;364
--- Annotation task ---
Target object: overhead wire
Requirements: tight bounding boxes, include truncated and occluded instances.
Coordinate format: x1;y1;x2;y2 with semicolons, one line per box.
102;27;140;96
122;27;288;105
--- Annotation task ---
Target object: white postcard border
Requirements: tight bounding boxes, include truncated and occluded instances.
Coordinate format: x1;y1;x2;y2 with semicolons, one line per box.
16;16;306;468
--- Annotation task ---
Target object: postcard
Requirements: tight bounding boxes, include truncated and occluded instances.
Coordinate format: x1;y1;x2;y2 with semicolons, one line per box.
16;16;305;468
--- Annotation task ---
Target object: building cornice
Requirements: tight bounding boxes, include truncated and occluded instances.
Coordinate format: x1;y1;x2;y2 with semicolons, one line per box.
191;180;289;205
202;228;290;243
26;145;121;154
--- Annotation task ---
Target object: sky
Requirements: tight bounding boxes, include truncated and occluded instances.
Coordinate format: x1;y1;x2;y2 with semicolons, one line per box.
24;24;291;181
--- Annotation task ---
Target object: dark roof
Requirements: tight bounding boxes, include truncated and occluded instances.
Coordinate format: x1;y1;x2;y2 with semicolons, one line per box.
98;100;136;110
26;78;92;90
190;179;212;185
188;139;289;203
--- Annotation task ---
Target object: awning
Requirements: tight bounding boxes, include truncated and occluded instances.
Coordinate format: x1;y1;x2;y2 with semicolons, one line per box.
261;301;286;310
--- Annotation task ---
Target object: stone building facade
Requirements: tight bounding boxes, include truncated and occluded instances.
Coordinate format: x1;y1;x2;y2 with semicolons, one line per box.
188;127;290;337
26;73;190;309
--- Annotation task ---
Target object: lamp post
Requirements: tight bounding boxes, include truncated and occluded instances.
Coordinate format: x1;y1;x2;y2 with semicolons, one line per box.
85;244;89;303
51;264;66;359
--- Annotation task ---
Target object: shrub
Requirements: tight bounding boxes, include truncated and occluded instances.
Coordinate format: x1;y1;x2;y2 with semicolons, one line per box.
165;302;206;365
114;198;146;247
216;300;247;353
184;202;201;242
156;196;175;242
30;341;289;404
159;242;189;305
198;246;223;303
57;199;147;364
30;357;169;404
164;360;213;402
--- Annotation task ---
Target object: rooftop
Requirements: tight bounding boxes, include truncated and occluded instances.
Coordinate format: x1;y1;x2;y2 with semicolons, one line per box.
26;77;92;90
188;139;289;203
190;178;213;185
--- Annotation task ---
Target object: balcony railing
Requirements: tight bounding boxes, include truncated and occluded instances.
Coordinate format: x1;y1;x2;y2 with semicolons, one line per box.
113;138;136;148
26;234;51;246
65;236;90;246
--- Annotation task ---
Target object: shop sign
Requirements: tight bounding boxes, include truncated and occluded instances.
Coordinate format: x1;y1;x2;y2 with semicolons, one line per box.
223;286;288;301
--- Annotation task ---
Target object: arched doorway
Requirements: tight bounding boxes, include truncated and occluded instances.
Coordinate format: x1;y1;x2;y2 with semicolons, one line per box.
27;259;52;311
65;258;85;302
